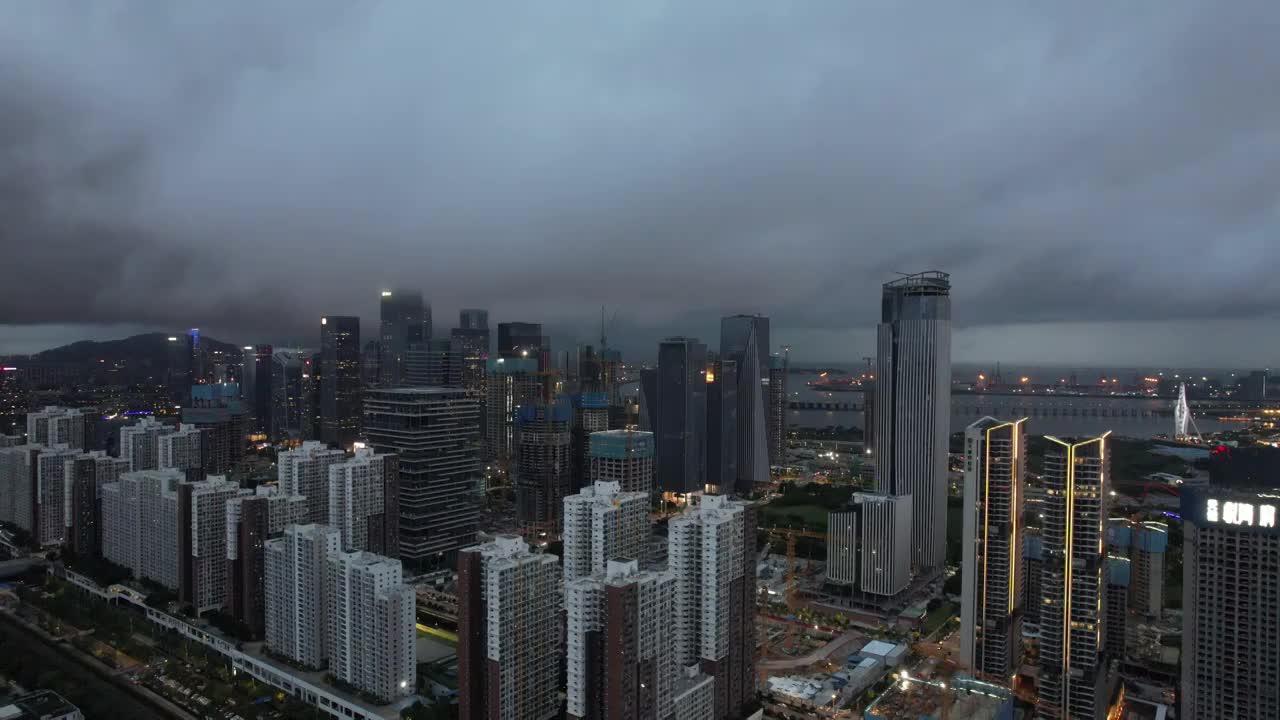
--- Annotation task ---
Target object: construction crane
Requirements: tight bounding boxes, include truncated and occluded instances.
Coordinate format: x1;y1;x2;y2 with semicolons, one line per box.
762;525;827;650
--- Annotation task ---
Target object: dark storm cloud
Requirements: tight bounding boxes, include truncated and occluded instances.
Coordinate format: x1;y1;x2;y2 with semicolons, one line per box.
3;1;1280;358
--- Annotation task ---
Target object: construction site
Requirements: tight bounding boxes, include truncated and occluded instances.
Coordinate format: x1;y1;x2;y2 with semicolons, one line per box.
863;674;1014;720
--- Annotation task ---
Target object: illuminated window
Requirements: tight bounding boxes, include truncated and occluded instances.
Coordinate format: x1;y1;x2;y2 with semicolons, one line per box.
1207;499;1219;523
1261;505;1277;529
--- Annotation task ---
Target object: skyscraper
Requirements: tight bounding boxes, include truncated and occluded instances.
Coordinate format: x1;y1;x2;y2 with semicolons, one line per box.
720;315;770;491
1180;488;1280;720
241;344;273;435
705;355;738;493
1037;433;1110;720
364;387;480;571
562;480;648;582
847;492;913;596
569;390;610;493
327;446;400;556
265;524;342;670
379;289;431;385
278;441;348;525
458;535;562;720
668;494;757;719
874;271;952;575
1103;556;1129;661
484;357;541;463
1107;518;1168;620
157;423;204;481
182;383;249;474
326;551;416;702
565;560;677;720
497;321;547;368
320;315;362;447
459;308;488;331
34;444;80;547
588;429;655;496
100;469;185;590
960;417;1026;681
404;337;462;386
657;337;707;495
768;354;787;468
515;396;572;533
270;349;314;442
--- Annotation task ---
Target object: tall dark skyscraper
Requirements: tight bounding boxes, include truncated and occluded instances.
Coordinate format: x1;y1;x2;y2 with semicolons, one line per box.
365;387;480;571
452;309;490;396
320;316;362;448
768;354;787;467
874;271;952;575
243;344;273;435
379;289;431;385
656;337;707;494
705;355;738;492
405;338;462;386
498;321;548;369
720;315;770;491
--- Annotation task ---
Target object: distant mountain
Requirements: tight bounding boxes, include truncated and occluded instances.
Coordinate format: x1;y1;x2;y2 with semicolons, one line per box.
31;332;241;366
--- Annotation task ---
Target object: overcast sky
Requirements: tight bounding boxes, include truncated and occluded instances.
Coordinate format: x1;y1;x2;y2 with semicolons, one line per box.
3;2;1279;365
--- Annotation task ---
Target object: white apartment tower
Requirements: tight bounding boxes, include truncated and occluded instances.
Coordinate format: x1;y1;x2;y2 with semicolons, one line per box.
179;475;239;614
326;551;416;702
562;480;649;583
34;444;81;546
27;406;87;450
101;469;184;589
960;417;1026;680
278;441;348;524
327;447;398;555
458;535;562;720
120;417;177;472
668;494;758;720
874;271;951;575
565;560;676;720
850;493;913;596
158;424;204;478
265;524;342;669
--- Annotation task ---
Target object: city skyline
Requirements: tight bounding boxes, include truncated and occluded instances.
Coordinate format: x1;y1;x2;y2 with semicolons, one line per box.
5;4;1280;365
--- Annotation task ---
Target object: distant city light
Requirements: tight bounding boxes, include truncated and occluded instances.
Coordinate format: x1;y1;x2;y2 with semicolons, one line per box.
322;317;327;325
382;291;393;297
167;336;178;342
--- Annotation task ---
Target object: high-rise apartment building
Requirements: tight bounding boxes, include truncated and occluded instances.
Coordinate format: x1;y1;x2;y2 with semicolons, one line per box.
657;337;707;495
1023;531;1044;633
874;271;951;575
178;476;239;614
565;560;677;720
960;417;1026;680
34;444;80;546
26;406;87;450
1103;556;1129;661
668;494;757;719
326;551;416;702
0;444;39;531
515;397;572;533
458;535;562;720
119;417;176;472
589;429;655;497
265;524;342;670
365;387;479;571
157;423;204;480
484;357;541;463
226;487;307;638
1037;433;1110;720
328;447;400;556
562;481;648;583
720;316;770;491
705;355;738;493
278;441;348;525
64;451;128;560
101;469;184;589
1180;488;1280;720
320;315;362;447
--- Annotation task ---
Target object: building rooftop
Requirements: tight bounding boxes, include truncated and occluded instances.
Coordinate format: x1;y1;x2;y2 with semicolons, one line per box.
366;386;471;396
0;690;81;720
589;429;655;458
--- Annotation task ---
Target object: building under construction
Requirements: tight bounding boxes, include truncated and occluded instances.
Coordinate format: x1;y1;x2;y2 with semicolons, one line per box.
515;396;572;535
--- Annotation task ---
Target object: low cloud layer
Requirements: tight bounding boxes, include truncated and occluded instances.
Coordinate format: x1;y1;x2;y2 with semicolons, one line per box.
3;2;1279;362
